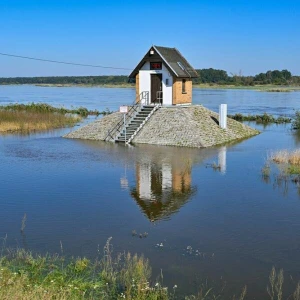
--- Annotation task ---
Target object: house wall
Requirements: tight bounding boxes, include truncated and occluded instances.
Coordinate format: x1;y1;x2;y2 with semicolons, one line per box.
172;78;192;105
135;73;140;100
138;62;173;105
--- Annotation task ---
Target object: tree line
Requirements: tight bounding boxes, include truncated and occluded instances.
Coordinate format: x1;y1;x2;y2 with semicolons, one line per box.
0;69;299;86
193;69;300;86
0;75;130;85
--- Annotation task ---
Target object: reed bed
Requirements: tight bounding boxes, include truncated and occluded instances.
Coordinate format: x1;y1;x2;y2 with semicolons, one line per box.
0;110;81;133
270;149;300;166
0;102;113;133
0;103;101;117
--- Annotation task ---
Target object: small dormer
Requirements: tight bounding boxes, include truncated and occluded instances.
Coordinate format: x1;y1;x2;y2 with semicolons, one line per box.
129;46;199;106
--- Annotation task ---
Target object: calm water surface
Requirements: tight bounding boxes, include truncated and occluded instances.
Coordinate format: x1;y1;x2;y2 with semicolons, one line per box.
1;86;300;298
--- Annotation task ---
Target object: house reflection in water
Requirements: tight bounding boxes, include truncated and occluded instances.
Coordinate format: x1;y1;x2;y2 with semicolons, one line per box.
128;145;228;221
130;151;198;222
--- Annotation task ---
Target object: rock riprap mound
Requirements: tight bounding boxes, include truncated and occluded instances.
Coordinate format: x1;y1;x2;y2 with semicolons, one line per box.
64;105;259;148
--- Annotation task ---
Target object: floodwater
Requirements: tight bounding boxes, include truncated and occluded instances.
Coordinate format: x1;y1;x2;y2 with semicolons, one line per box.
1;85;300;298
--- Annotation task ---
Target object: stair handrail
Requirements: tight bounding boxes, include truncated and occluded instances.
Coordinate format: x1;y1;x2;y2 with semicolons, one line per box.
126;104;160;144
105;91;149;141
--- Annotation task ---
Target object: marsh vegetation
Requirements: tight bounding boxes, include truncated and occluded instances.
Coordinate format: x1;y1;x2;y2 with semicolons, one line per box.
0;103;111;133
228;113;291;124
261;150;300;193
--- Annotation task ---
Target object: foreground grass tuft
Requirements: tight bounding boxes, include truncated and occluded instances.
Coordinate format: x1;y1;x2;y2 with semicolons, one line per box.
2;240;300;299
0;239;168;300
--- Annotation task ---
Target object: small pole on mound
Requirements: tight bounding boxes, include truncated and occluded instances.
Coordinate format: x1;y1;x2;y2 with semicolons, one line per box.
120;105;128;144
219;104;227;129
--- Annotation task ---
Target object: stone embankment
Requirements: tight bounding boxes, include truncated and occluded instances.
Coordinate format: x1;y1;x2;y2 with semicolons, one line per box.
64;105;259;148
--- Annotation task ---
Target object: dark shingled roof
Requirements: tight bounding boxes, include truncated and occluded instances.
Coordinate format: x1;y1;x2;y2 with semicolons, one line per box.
129;45;199;79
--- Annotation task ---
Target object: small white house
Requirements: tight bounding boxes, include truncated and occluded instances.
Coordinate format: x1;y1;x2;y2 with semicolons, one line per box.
129;45;199;106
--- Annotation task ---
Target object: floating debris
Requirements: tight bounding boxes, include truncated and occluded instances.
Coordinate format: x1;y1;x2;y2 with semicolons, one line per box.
131;230;148;239
183;245;215;259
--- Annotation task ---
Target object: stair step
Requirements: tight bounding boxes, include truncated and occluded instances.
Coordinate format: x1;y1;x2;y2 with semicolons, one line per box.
131;119;145;122
133;117;147;120
113;104;157;144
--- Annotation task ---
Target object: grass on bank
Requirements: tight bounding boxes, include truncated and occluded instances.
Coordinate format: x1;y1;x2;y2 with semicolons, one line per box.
0;238;168;300
0;103;112;133
1;240;300;300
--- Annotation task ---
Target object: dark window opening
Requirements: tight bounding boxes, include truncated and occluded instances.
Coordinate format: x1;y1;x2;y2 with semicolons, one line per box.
182;79;186;93
150;62;162;70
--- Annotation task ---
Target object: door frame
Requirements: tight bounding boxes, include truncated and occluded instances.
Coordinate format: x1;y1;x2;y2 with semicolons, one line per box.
150;73;162;104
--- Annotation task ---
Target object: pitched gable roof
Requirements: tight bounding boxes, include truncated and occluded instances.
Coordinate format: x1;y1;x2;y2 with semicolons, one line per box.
129;45;199;79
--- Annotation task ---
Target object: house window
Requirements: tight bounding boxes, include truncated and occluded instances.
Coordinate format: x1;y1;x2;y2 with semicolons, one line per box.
150;62;162;70
182;79;186;93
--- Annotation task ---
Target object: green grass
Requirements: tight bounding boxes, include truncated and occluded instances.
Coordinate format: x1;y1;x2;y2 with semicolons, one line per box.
0;238;169;300
0;103;107;117
228;113;291;124
2;239;300;299
264;88;293;92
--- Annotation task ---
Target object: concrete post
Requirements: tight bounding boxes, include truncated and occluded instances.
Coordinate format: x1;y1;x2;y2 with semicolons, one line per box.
219;104;227;129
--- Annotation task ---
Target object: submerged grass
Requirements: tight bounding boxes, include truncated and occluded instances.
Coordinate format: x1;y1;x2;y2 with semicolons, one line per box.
270;150;300;167
228;113;291;124
262;150;300;194
264;88;293;92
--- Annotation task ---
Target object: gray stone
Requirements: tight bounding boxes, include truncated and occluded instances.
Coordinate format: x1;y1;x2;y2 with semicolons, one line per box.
64;105;259;148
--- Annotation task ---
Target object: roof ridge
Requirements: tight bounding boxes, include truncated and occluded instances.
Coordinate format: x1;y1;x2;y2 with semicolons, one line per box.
154;45;176;50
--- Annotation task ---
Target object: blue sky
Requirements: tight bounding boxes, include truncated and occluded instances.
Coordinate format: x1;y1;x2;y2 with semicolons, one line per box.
1;0;300;77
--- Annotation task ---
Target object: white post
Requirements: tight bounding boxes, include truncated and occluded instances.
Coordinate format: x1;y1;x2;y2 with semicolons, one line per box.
219;104;227;129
